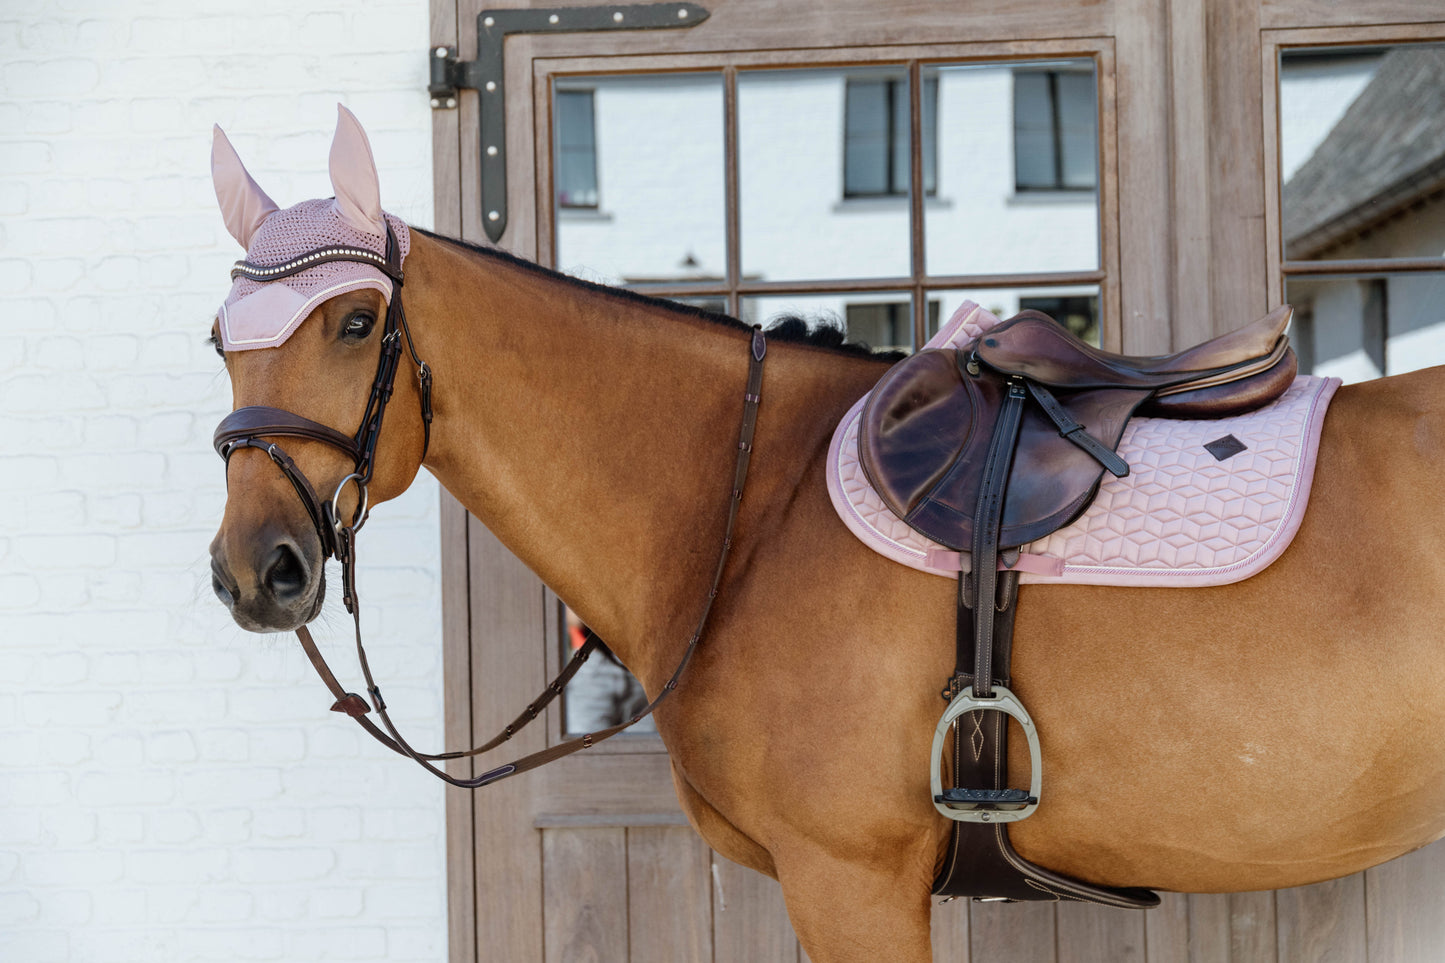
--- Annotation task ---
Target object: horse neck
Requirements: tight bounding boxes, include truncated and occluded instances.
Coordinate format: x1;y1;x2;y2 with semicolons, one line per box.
407;233;845;681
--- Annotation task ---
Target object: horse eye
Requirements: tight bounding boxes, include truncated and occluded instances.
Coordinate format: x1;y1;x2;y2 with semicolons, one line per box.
342;312;376;340
206;333;225;359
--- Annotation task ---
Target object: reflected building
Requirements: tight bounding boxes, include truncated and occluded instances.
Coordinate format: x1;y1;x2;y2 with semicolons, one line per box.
1281;44;1445;381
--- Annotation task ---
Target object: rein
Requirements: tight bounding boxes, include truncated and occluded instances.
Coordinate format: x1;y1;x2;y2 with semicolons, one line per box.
214;234;768;788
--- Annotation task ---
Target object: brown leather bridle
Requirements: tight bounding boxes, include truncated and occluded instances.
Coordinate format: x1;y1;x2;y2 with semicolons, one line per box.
214;229;767;788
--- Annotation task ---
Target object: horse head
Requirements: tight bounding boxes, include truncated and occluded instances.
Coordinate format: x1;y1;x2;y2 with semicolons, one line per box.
207;107;431;632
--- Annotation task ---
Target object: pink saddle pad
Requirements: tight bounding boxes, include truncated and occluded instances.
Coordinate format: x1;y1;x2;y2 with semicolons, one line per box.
827;303;1341;587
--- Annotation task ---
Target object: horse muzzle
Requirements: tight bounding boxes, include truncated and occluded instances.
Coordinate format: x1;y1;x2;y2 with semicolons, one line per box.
209;523;325;632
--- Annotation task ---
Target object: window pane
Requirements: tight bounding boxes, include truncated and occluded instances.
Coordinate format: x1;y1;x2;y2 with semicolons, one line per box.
741;291;915;352
556;90;598;208
925;60;1100;276
739;68;912;281
1013;71;1056;190
890;80;911;195
929;285;1101;345
1280;44;1445;262
844;79;890;195
553;74;726;287
560;605;656;736
1056;72;1098;190
1285;272;1445;381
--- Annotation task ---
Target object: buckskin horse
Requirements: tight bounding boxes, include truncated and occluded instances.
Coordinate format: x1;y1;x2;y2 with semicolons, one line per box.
206;108;1445;962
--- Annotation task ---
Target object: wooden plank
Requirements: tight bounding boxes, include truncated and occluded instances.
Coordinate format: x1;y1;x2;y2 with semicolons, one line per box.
970;901;1056;963
1366;841;1445;962
1261;0;1445;30
1144;892;1189;963
533;752;689;825
1094;43;1125;356
469;518;547;963
441;495;475;963
1275;873;1366;963
713;854;799;963
1228;891;1278;963
1187;893;1232;963
543;827;629;963
930;899;971;963
627;827;712;963
520;0;1111;59
1113;0;1172;355
1205;0;1269;334
1056;903;1146;963
1166;0;1214;351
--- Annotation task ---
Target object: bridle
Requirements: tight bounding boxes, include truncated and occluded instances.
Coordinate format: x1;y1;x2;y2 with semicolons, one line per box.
213;227;768;788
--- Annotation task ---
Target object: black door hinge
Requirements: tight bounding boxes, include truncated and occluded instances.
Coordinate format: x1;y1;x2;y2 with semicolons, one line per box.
428;3;710;242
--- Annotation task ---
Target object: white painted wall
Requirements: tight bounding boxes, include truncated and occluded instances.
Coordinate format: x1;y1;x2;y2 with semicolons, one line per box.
0;3;447;961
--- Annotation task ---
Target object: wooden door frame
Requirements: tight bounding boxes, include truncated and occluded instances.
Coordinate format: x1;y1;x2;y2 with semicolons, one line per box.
432;1;1445;960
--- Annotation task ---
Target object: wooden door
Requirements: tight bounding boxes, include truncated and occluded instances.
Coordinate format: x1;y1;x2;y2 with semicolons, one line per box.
430;0;1445;960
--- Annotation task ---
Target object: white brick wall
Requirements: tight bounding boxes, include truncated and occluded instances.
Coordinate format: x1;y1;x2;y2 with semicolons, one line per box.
1;3;447;961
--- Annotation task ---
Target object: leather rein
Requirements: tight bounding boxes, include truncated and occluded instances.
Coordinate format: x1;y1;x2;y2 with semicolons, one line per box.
214;228;768;788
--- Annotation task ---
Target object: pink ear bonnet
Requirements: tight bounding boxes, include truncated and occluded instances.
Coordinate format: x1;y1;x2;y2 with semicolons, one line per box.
212;106;411;352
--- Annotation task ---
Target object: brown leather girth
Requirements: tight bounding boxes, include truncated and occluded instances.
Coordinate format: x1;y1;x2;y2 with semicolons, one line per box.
930;381;1158;908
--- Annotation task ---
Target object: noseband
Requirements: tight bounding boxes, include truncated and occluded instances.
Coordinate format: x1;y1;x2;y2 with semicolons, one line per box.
214;230;769;789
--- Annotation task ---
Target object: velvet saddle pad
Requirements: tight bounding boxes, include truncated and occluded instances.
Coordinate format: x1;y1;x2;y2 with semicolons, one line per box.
826;302;1341;587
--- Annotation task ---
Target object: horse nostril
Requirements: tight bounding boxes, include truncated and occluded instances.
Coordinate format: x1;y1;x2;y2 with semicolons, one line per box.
211;561;239;608
263;543;309;603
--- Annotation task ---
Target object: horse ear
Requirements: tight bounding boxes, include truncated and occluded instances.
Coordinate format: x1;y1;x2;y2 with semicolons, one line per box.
328;105;386;236
212;125;279;249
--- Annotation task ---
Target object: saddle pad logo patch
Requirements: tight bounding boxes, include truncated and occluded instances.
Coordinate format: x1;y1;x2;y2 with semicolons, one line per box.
1203;434;1249;462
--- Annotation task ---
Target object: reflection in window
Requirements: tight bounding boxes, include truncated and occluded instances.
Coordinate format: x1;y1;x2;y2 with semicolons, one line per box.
1018;293;1099;344
556;90;599;209
1279;44;1445;383
843;76;938;197
844;299;938;352
561;607;655;736
1285;273;1445;381
1013;70;1098;192
1281;45;1445;261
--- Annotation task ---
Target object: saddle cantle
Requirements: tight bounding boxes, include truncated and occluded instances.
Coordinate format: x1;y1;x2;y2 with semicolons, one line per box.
859;306;1297;551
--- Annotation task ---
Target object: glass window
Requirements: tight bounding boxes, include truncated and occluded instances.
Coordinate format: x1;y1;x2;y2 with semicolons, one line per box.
1280;45;1445;262
552;73;726;287
1014;69;1098;192
843;76;938;197
1285;273;1445;381
928;285;1102;343
738;68;913;281
555;90;598;209
1278;43;1445;383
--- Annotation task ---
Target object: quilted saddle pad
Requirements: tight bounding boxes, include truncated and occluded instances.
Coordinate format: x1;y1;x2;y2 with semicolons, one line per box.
826;302;1341;587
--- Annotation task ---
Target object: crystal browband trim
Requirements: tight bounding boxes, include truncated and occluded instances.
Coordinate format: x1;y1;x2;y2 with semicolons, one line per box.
231;245;395;283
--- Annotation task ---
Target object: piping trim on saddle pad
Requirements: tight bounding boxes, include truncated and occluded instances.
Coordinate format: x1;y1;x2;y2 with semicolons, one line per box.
827;302;1341;587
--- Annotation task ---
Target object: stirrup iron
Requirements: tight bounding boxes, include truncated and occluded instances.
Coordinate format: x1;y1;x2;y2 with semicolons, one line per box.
930;685;1041;823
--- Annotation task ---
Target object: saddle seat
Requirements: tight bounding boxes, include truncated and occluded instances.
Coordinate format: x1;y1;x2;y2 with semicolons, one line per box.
860;305;1297;552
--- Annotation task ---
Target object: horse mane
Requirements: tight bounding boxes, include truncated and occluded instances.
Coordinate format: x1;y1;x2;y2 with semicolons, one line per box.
413;227;907;361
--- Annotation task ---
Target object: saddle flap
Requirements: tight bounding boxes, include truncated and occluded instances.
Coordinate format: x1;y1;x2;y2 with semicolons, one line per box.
859;346;1148;551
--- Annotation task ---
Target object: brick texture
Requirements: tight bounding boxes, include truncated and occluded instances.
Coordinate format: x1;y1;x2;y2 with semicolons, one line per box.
0;2;446;960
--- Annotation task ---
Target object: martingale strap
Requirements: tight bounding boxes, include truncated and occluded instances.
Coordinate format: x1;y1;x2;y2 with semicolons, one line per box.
332;326;769;789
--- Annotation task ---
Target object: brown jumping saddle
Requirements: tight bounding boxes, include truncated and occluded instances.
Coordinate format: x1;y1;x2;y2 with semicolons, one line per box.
859;305;1296;906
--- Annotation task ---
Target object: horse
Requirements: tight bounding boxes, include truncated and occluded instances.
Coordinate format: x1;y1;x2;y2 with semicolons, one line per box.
206;108;1445;962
